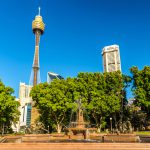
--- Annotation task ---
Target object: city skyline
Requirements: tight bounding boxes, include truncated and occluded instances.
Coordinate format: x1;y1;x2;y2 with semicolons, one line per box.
0;0;150;97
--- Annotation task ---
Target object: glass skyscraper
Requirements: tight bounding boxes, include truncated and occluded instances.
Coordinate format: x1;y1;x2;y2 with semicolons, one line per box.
47;72;64;83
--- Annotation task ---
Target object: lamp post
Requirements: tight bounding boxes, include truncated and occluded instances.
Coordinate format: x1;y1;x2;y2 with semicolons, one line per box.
121;90;124;133
110;117;112;133
48;125;49;134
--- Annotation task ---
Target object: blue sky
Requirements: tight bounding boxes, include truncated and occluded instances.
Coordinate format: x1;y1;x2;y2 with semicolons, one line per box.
0;0;150;97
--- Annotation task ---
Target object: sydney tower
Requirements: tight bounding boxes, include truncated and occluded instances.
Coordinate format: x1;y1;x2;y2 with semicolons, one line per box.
30;8;45;127
32;7;45;86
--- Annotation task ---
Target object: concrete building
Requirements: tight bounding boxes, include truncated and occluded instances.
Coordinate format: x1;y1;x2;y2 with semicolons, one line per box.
47;72;64;83
18;82;32;129
12;83;32;132
102;45;121;72
11;98;20;132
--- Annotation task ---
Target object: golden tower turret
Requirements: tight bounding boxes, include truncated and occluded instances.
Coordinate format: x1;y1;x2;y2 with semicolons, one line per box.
32;8;45;34
32;7;45;86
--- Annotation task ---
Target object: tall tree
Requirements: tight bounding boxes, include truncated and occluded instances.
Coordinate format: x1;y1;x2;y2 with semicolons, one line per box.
0;80;20;134
130;66;150;114
30;80;74;133
130;66;150;129
90;72;123;131
75;72;124;131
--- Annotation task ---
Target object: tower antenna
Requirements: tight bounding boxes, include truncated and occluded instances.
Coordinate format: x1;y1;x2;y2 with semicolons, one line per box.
38;7;41;16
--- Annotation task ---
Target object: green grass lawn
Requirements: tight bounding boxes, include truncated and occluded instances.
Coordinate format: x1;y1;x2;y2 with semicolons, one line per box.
136;131;150;135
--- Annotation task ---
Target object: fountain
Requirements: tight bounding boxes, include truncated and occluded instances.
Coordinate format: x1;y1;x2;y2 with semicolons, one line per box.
67;99;96;140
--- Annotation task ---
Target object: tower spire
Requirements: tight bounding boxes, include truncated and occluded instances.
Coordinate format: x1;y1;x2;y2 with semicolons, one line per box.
38;7;41;16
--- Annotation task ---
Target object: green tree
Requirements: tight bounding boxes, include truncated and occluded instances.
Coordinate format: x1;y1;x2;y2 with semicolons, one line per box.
75;72;124;131
30;80;74;133
90;72;123;131
0;80;20;134
130;66;150;114
130;66;150;129
127;104;146;131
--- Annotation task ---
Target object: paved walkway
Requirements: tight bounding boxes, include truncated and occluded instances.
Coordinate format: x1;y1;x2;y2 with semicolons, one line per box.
0;143;150;150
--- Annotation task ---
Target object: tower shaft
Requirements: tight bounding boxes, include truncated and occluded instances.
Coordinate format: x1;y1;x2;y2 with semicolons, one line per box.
32;30;41;86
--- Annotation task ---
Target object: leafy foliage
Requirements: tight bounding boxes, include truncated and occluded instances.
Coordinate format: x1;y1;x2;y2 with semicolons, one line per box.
30;71;127;132
30;80;74;133
0;80;20;133
86;72;123;131
130;66;150;113
130;66;150;130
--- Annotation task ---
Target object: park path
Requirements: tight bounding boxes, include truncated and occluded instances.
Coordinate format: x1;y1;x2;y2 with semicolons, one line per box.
0;143;150;150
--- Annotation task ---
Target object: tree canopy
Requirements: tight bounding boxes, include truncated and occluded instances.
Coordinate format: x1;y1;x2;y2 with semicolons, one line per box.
31;71;127;133
0;80;20;134
30;80;74;133
130;66;150;113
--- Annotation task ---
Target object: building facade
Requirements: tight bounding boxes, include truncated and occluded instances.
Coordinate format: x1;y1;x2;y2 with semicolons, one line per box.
102;44;121;72
47;72;64;83
18;82;32;129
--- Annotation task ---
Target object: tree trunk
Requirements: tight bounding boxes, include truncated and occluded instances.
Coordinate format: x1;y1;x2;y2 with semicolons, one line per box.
113;114;117;129
2;123;4;136
97;116;103;133
97;125;102;133
56;123;62;133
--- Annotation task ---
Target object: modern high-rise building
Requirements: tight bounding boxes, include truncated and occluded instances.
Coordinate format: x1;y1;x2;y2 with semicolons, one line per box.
102;44;121;72
47;72;64;83
16;82;32;130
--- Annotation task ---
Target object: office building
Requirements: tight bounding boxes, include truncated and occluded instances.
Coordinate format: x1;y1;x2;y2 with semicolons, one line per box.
17;82;32;130
47;72;64;83
102;44;121;72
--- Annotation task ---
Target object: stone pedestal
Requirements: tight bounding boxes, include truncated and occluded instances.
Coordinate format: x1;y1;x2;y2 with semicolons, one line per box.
31;107;39;126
